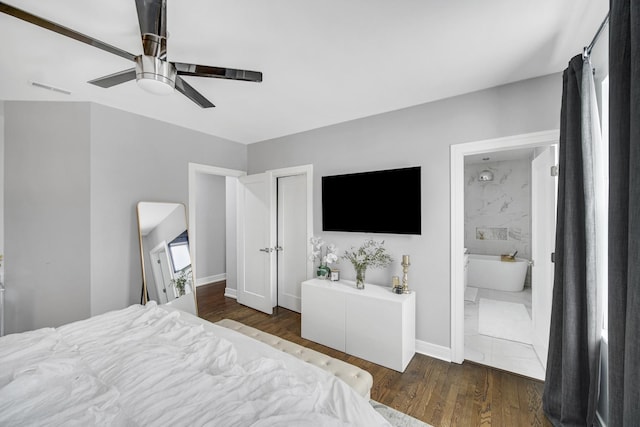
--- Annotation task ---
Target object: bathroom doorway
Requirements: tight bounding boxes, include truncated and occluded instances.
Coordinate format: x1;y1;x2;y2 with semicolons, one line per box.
450;130;558;380
462;145;556;379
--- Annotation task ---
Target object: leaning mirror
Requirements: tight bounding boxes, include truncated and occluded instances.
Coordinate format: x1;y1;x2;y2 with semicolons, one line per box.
136;202;197;315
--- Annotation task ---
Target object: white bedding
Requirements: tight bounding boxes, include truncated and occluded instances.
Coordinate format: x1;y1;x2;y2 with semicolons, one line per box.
0;302;390;426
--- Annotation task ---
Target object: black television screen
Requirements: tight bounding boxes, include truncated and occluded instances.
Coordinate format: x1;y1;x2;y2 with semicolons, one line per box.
322;166;421;235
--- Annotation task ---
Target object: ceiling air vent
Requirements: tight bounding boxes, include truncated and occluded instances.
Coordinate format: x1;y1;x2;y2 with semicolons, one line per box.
29;81;71;95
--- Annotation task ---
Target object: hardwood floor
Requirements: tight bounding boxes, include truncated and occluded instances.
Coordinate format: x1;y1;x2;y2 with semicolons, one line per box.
196;282;552;427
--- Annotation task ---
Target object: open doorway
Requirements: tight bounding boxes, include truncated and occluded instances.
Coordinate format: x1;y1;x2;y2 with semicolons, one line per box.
236;165;313;314
188;164;246;301
450;130;558;380
462;145;556;380
189;163;313;316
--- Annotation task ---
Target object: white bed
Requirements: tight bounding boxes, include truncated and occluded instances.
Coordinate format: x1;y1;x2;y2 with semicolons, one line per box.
0;302;390;426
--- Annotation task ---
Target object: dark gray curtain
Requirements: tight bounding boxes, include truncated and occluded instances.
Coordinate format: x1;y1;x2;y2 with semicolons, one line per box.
608;0;640;424
542;54;601;427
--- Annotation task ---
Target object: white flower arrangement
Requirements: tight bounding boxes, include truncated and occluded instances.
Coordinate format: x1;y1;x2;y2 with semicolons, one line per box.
342;239;393;288
342;239;393;271
309;236;339;266
309;236;339;279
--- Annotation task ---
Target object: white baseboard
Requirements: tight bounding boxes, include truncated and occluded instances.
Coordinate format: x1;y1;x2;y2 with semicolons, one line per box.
224;288;237;299
196;273;226;287
415;339;452;363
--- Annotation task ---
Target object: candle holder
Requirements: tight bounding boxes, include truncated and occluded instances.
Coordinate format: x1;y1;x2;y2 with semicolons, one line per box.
392;275;403;294
401;255;411;294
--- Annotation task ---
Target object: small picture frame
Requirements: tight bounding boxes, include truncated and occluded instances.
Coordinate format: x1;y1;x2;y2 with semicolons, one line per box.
330;269;340;281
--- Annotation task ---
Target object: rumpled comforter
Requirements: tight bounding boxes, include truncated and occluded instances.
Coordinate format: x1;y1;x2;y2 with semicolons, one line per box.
0;302;390;426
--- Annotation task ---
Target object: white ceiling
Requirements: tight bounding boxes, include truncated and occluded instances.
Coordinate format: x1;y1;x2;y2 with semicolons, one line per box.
137;202;181;235
0;0;608;144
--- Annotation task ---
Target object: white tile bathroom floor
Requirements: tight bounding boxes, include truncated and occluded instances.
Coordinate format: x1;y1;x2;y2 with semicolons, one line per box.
464;286;546;381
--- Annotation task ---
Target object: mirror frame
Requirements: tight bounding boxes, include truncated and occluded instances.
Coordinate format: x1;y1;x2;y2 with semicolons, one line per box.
136;202;197;314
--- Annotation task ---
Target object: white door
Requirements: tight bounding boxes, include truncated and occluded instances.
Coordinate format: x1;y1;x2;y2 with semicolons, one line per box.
150;244;174;304
237;173;274;314
276;175;308;312
531;145;558;369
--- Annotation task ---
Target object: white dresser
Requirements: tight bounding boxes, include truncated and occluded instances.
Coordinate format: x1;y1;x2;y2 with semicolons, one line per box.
301;278;415;372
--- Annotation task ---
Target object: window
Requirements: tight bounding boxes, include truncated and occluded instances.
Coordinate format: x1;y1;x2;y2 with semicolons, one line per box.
168;231;191;273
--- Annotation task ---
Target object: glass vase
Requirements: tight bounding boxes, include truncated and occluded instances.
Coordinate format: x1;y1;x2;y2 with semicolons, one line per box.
355;266;366;289
316;264;331;280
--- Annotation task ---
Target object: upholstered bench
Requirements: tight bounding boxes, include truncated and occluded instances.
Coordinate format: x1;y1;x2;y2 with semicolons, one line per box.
215;318;373;399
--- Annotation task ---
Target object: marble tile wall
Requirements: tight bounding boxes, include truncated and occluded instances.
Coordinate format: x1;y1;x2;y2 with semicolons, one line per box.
464;159;531;264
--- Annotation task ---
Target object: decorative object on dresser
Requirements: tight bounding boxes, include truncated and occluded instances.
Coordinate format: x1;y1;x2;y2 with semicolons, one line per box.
308;236;338;279
342;239;393;289
301;278;416;372
392;255;412;294
391;275;401;293
400;254;411;293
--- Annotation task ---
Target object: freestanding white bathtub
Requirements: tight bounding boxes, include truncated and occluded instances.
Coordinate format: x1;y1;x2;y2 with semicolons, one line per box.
467;254;529;292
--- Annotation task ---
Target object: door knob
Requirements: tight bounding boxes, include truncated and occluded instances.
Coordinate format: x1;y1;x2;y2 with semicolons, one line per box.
275;246;283;251
259;247;273;253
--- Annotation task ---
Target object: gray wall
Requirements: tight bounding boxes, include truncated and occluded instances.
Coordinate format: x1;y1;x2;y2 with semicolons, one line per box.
3;101;246;333
3;74;562;347
247;73;562;348
4;102;91;334
90;103;246;316
195;173;226;282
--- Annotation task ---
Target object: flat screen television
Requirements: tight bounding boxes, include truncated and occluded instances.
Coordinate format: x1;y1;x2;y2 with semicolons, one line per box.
322;166;421;235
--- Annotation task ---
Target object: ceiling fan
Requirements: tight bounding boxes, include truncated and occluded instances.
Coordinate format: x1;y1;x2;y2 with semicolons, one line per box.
0;0;263;108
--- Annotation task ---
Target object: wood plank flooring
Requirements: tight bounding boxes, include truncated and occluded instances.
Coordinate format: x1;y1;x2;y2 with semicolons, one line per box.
196;282;552;427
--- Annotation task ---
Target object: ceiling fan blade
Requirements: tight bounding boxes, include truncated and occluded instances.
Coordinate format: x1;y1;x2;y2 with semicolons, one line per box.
0;2;137;62
135;0;167;58
88;68;137;88
174;63;263;83
175;76;215;108
135;0;166;38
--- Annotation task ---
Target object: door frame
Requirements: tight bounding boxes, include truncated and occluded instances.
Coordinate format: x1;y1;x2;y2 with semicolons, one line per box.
188;163;246;296
189;163;313;311
235;164;313;312
269;164;315;294
449;129;559;363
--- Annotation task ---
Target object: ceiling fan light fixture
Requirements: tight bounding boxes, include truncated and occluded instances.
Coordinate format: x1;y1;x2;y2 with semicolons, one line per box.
0;1;260;108
137;78;173;95
135;55;176;95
